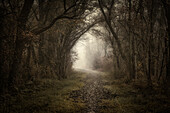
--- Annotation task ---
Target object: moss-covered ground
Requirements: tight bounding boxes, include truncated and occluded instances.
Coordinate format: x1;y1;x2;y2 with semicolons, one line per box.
100;73;170;113
0;70;169;113
0;71;86;113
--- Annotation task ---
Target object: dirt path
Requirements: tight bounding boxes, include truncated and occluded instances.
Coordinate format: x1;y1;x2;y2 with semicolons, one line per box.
1;69;169;113
70;69;113;113
69;69;170;113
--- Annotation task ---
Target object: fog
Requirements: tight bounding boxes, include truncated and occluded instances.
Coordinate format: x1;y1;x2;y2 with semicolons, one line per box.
73;32;105;70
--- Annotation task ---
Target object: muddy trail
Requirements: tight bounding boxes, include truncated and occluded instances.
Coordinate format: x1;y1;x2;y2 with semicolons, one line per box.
70;70;115;113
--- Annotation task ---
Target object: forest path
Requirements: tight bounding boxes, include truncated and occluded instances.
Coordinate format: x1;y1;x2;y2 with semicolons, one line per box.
71;69;170;113
70;69;113;113
1;69;169;113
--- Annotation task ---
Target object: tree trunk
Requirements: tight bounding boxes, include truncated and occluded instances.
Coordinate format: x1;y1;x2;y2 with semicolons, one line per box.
161;0;170;83
147;0;154;87
8;0;34;90
128;0;135;79
38;0;46;66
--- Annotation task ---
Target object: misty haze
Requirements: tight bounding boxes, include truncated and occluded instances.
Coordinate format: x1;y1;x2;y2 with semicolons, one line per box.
73;33;105;70
0;0;170;113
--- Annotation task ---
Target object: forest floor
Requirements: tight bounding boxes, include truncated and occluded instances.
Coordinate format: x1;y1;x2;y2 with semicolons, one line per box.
0;69;170;113
70;69;170;113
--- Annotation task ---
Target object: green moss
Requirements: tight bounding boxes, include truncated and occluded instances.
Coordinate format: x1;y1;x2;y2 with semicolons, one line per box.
100;73;170;113
0;71;86;113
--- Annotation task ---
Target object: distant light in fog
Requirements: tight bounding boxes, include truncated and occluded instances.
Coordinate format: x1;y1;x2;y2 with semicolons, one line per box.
73;33;105;70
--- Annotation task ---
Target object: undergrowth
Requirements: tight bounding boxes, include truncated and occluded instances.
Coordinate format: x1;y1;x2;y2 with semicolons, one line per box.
100;73;170;113
0;71;86;113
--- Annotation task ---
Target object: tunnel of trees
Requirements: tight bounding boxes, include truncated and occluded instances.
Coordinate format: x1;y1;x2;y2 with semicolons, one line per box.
0;0;99;93
0;0;170;112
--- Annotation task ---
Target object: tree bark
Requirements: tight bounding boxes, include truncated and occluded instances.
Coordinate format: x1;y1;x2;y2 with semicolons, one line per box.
8;0;34;90
147;0;154;87
161;0;170;83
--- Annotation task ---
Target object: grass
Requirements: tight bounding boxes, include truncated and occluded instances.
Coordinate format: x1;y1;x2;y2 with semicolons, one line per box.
0;71;86;113
100;73;170;113
1;71;169;113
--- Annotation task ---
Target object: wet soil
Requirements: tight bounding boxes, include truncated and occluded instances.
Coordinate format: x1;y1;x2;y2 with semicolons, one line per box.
69;71;114;113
